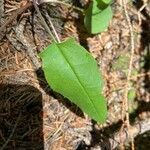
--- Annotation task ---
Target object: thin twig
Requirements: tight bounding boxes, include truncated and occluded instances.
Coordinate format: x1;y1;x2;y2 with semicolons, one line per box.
0;113;21;150
110;119;150;149
121;0;135;149
138;2;147;25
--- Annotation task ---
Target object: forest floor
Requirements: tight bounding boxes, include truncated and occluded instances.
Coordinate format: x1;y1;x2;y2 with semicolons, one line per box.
0;0;150;150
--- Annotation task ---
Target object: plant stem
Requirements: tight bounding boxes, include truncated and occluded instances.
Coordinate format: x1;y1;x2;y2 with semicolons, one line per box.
45;13;61;43
33;0;58;42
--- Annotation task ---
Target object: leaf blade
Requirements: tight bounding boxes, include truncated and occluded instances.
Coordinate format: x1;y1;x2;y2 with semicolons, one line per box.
96;0;112;5
39;38;107;123
84;0;112;34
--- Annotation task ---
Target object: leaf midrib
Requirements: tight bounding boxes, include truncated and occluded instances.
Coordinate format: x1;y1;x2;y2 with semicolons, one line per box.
57;43;100;120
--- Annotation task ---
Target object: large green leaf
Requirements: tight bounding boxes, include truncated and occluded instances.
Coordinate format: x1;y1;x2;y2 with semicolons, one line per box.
39;38;107;123
84;0;112;34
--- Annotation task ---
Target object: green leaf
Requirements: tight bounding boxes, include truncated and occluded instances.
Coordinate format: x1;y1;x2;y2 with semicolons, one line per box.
39;38;107;123
112;54;130;71
128;89;136;101
128;89;138;113
96;0;112;5
84;0;112;34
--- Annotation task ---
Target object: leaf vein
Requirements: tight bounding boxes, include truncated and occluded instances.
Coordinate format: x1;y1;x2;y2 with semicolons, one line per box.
56;44;100;119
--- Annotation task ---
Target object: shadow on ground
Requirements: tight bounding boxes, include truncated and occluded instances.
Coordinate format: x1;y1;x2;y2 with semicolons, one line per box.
133;0;150;92
0;84;44;150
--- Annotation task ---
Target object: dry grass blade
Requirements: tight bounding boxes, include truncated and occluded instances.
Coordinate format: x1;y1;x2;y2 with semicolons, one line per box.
121;0;135;149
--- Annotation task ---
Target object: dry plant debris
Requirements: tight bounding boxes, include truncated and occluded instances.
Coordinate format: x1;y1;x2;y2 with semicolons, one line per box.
0;0;150;149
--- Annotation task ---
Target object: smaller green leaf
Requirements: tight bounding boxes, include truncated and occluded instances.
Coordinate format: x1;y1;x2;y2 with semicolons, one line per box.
128;89;138;113
128;89;136;101
112;53;139;76
84;0;112;34
112;54;130;71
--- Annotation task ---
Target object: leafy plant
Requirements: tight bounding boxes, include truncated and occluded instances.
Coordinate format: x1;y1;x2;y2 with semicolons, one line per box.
33;0;112;123
39;38;107;123
84;0;112;34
